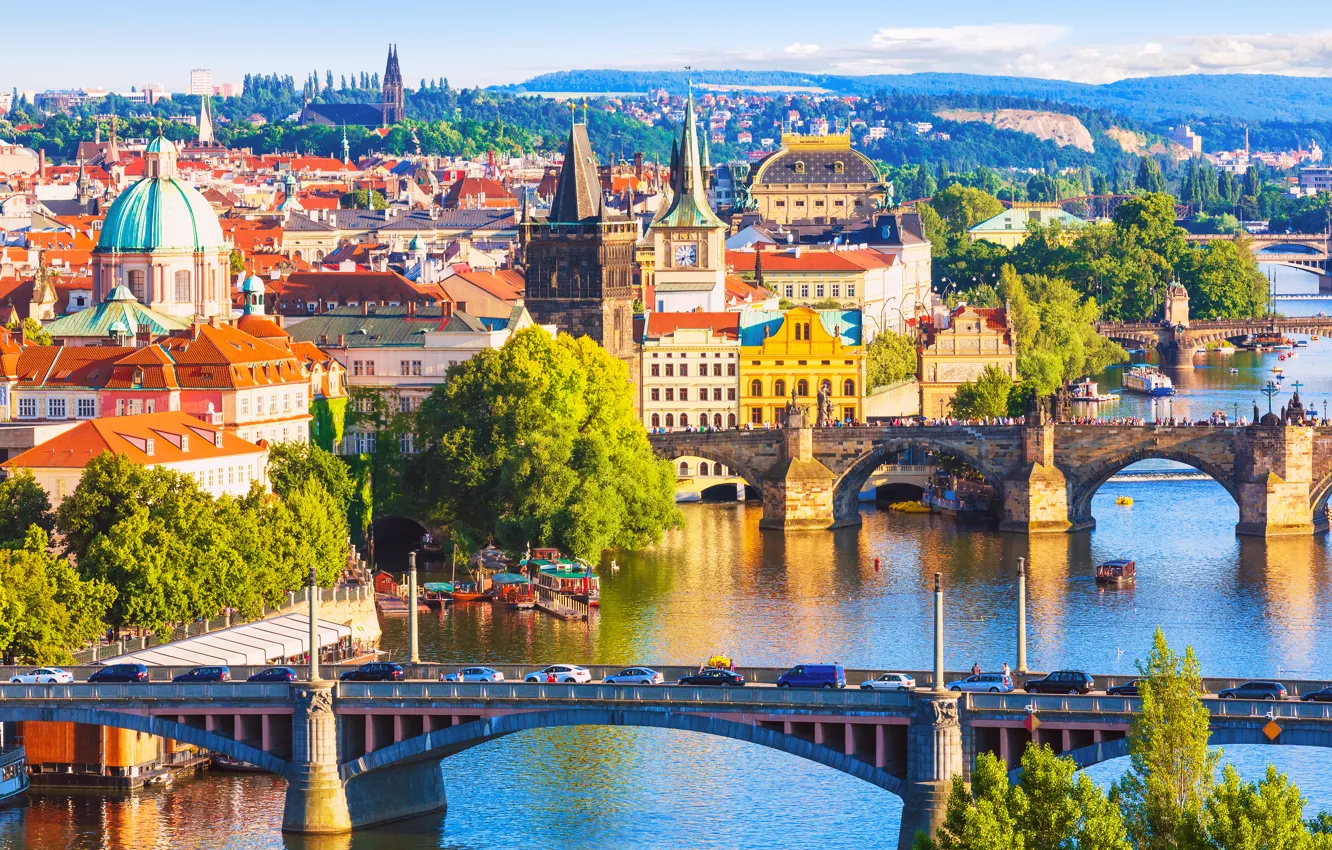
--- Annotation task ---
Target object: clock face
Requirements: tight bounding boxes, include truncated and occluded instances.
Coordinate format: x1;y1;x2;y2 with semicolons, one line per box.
674;243;698;267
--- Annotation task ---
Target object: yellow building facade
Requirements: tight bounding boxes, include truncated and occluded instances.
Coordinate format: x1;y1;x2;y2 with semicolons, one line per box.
739;306;865;426
918;305;1017;418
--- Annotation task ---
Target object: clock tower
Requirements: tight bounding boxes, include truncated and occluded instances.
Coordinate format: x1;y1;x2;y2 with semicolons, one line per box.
649;87;728;313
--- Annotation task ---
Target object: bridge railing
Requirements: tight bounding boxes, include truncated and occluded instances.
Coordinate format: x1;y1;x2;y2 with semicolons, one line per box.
971;692;1332;719
338;680;913;708
0;682;293;701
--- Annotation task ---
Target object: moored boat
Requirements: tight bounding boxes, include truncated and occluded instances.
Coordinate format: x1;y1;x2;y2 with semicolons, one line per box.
1071;378;1118;404
1121;366;1175;397
0;743;28;807
210;754;268;773
448;581;492;603
521;548;601;607
491;573;535;609
421;582;454;609
1095;559;1136;586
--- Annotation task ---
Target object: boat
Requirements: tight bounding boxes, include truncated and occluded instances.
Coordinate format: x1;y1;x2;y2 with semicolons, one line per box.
1297;340;1310;348
521;548;601;607
448;581;492;603
490;573;535;610
1229;368;1240;374
421;582;454;609
1095;559;1136;586
1071;378;1118;404
210;754;268;773
1121;366;1175;397
890;501;932;513
1275;343;1295;352
0;743;28;807
1115;496;1134;506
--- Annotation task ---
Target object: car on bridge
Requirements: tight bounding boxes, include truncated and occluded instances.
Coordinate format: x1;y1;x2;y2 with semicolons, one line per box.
860;673;916;691
603;667;664;685
247;667;298;683
8;667;74;684
945;673;1014;693
677;668;746;686
1301;686;1332;703
1023;671;1095;695
173;666;231;683
87;663;150;683
1218;681;1288;701
524;665;592;684
1106;679;1141;697
777;664;846;689
442;666;506;683
339;662;405;682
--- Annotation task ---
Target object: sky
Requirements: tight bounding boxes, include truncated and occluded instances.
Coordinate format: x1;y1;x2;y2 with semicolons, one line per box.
5;0;1332;93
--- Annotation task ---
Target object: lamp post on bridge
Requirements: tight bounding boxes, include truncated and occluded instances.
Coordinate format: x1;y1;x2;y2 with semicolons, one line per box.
408;550;420;666
1016;558;1027;675
308;563;320;682
933;572;944;691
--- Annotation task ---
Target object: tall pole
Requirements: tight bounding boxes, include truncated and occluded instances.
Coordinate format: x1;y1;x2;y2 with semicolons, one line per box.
408;550;419;666
308;564;320;682
1016;557;1027;674
933;572;944;691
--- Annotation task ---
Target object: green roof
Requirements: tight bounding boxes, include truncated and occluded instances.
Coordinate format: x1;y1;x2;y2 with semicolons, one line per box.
969;206;1087;234
44;285;189;339
96;170;226;254
651;89;726;231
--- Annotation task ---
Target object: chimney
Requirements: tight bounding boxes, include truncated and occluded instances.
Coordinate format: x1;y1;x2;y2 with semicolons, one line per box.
634;152;644;178
136;323;150;349
407;301;416;318
191;322;202;340
38;149;46;180
361;301;369;316
209;314;221;328
16;321;25;346
319;333;328;345
441;301;453;318
337;333;345;346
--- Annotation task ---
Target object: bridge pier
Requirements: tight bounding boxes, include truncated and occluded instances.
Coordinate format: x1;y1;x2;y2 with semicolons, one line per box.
1236;424;1316;536
759;414;849;531
999;423;1072;533
897;692;963;850
282;683;352;834
1158;342;1199;369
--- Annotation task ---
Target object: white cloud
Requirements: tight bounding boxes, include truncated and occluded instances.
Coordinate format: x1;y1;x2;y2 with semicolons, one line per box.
868;24;1068;54
784;42;821;56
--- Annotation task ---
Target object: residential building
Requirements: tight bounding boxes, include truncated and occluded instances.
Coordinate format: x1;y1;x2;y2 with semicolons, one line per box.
648;90;728;313
10;345;129;425
188;69;213;97
436;270;524;319
1299;167;1332;194
738;307;864;426
266;271;451;319
967;205;1088;249
745;132;886;225
1168;125;1203;155
918;304;1016;418
2;410;269;504
640;312;740;430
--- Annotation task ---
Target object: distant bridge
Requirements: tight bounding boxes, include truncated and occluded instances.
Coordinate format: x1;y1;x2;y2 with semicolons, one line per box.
1097;316;1332;366
1185;231;1330;285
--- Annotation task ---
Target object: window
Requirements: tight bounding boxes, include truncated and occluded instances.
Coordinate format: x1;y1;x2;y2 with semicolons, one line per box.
679;461;690;476
283;392;291;412
679;364;688;377
833;160;845;174
797;379;809;396
815;284;825;298
712;388;722;401
794;160;805;174
679;388;688;402
712;363;722;377
650;364;660;377
352;361;363;376
127;269;146;301
728;413;737;428
784;285;794;298
665;364;674;377
400;360;411;376
115;399;124;416
815;200;825;208
145;400;155;414
844;379;855;396
794;324;803;341
800;284;809;298
774;379;786;397
651;413;660;427
835;199;845;207
665;414;674;427
400;433;416;454
750;408;762;424
47;398;67;419
750;379;762;397
399;396;414;413
412;360;422;376
679;413;689;427
17;398;36;418
804;323;811;339
76;398;96;418
831;284;840;298
847;284;856;297
665;388;674;401
241;396;250;415
775;201;786;208
713;413;722;429
727;388;736;401
269;395;278;414
727;363;736;377
651;388;660;401
365;361;376;376
174;270;191;303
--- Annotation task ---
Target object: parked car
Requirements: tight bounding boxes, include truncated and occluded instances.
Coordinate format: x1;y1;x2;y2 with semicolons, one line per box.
338;663;405;682
172;666;230;683
9;667;74;684
442;666;506;683
524;664;592;684
777;664;846;689
678;668;746;686
603;667;664;685
1301;686;1332;703
1218;681;1287;700
247;667;298;683
1024;671;1094;695
861;673;916;691
1106;679;1141;697
88;663;150;683
945;673;1014;693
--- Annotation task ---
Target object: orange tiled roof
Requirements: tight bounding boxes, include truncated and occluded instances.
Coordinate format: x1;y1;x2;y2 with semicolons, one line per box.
15;345;133;389
726;248;895;273
643;311;740;340
2;411;266;470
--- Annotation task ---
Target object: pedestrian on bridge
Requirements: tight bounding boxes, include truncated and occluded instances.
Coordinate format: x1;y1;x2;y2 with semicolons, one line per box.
971;662;981;677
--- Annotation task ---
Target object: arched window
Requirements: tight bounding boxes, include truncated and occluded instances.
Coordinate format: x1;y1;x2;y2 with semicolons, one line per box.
727;413;737;428
127;269;146;301
174;270;191;303
679;413;689;427
773;379;786;397
843;379;855;396
793;324;803;341
713;413;722;429
750;379;763;397
797;379;809;397
701;462;712;476
665;414;674;428
679;461;690;476
651;413;660;427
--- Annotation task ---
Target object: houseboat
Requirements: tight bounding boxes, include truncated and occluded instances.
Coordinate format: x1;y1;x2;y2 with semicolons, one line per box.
1071;378;1118;404
1095;559;1137;586
0;741;27;807
521;548;601;606
491;573;536;610
421;582;454;609
1121;366;1175;396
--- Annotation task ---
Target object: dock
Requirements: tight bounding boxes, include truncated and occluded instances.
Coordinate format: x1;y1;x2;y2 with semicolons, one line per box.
533;586;590;621
376;594;410;616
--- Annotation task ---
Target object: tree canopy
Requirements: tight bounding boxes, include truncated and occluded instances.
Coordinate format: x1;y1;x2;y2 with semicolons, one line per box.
0;528;114;664
866;330;919;390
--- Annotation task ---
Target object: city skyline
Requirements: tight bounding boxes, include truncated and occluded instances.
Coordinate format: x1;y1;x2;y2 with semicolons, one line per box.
5;0;1332;93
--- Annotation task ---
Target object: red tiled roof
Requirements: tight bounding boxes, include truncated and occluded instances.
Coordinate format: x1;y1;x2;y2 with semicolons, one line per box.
643;311;740;340
15;346;132;389
726;248;895;273
3;411;265;470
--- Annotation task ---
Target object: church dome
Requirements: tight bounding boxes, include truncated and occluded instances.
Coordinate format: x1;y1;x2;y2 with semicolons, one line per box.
241;274;265;294
95;137;226;254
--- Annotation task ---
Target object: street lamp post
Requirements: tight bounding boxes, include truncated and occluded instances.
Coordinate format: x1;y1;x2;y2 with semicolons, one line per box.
408;550;420;666
308;564;320;682
933;572;944;691
1016;558;1027;674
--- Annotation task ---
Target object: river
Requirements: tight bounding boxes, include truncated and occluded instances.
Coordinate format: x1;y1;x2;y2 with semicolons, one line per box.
6;297;1332;849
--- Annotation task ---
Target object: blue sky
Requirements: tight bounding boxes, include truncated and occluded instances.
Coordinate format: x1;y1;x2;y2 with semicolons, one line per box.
6;0;1332;92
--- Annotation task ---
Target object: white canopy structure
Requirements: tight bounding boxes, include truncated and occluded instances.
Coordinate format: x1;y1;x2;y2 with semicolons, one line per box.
105;614;352;667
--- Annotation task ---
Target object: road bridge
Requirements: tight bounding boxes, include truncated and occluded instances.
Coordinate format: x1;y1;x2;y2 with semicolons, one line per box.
7;673;1332;849
649;421;1332;534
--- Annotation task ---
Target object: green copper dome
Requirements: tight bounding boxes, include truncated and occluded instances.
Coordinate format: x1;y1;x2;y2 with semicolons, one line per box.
95;144;225;254
242;274;265;293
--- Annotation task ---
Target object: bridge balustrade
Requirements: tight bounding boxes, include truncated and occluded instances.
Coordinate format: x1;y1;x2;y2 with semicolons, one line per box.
339;680;912;708
0;682;293;701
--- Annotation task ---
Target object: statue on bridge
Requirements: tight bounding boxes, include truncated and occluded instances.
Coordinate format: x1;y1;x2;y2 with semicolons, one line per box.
816;383;834;427
784;388;810;429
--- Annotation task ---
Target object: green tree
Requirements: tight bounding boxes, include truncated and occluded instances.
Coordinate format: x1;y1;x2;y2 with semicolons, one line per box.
1204;764;1330;850
1114;627;1219;850
411;327;680;558
916;752;1022;850
1136;157;1169;194
230;249;247;275
5;316;52;345
0;469;54;546
0;527;114;663
931;184;1005;235
866;330;918;389
949;364;1013;419
268;441;356;512
1177;240;1269;320
1114;193;1187;266
1026;173;1059;203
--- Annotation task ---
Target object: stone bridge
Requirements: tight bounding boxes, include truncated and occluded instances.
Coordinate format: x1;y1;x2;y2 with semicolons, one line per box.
1098;317;1332;367
648;422;1332;535
8;675;1332;849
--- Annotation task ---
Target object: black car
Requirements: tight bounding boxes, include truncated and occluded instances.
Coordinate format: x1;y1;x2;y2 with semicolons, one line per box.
339;662;405;682
172;666;230;683
677;668;746;687
248;666;298;683
1106;679;1141;697
1024;670;1095;695
88;663;150;683
1218;681;1287;700
1301;686;1332;702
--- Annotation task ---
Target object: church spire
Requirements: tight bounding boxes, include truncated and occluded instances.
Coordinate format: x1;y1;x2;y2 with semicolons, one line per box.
654;84;725;229
198;94;215;146
548;121;606;223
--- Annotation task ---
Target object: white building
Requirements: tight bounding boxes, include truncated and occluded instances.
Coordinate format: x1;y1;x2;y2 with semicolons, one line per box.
189;69;213;97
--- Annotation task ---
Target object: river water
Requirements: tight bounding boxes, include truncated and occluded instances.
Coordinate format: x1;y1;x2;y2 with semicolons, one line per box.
6;297;1332;850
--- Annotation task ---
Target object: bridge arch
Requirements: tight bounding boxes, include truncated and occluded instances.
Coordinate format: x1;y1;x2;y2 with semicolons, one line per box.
831;436;1007;524
339;708;908;799
650;441;769;500
0;705;289;776
1067;450;1239;525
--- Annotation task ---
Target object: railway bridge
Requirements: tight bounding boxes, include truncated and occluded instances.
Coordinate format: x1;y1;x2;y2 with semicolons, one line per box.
648;420;1332;534
7;674;1332;849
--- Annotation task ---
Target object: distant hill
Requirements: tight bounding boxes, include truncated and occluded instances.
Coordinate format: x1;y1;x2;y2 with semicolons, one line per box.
500;70;1332;123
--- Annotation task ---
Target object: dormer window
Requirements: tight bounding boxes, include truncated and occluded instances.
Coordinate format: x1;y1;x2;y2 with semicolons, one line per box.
132;367;144;388
833;160;845;174
793;160;806;174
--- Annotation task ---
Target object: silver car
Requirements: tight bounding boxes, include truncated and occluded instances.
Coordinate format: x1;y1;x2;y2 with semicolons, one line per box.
946;673;1015;693
603;667;664;685
861;673;915;691
443;666;505;683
